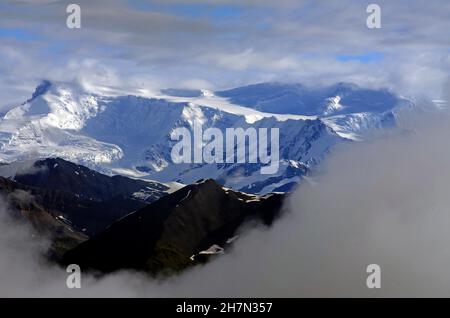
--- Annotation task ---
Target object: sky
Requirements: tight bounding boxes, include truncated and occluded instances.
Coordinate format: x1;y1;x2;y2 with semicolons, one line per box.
0;0;449;109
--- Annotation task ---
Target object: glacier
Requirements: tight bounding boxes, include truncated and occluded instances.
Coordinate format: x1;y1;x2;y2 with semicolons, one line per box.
0;80;413;194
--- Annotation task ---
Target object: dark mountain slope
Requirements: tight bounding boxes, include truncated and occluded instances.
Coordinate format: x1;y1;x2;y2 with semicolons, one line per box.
2;158;172;235
0;176;87;259
14;158;169;202
63;179;285;274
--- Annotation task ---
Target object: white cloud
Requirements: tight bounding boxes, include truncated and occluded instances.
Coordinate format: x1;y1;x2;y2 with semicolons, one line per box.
0;0;448;108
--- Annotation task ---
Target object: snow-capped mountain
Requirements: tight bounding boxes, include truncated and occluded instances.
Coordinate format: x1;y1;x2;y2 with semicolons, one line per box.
216;82;408;116
0;81;412;194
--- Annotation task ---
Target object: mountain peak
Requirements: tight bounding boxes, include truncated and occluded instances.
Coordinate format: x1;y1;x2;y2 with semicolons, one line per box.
62;177;285;273
216;81;404;116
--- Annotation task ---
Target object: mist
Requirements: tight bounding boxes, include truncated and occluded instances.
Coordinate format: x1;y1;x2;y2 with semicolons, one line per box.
2;107;450;297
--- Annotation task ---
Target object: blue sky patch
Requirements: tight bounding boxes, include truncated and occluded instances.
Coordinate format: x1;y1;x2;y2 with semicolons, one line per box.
336;52;384;63
0;28;40;41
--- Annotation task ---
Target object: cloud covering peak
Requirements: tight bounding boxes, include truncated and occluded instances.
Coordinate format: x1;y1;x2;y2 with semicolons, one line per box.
0;0;449;109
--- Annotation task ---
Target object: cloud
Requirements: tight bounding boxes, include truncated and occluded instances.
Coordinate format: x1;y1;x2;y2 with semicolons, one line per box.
0;197;55;298
15;162;48;177
7;189;34;205
0;0;449;110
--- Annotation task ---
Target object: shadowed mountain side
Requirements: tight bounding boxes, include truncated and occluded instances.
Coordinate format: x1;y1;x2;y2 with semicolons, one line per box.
0;176;87;259
0;158;172;236
62;179;285;274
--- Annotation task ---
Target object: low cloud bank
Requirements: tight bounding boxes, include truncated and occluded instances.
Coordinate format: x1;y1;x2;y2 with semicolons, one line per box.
2;109;450;297
162;111;450;297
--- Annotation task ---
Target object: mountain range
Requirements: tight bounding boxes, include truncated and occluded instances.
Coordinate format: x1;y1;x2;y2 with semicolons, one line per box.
0;81;413;194
62;178;284;274
0;80;425;275
0;158;284;273
0;158;173;237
